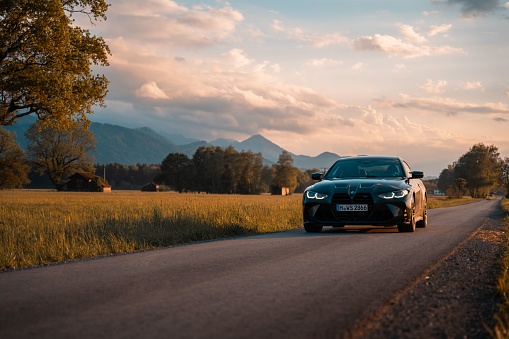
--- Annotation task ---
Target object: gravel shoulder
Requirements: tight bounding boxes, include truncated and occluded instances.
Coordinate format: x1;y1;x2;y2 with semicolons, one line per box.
351;205;505;339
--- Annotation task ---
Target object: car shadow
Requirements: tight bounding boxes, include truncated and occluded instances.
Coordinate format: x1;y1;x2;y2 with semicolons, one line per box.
259;226;399;239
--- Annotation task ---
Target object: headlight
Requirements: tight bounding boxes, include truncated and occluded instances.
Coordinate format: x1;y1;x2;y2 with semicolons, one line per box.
378;190;409;199
306;190;328;200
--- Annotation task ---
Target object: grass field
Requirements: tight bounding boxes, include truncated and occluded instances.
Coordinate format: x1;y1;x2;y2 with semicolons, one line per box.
0;190;302;270
0;191;482;270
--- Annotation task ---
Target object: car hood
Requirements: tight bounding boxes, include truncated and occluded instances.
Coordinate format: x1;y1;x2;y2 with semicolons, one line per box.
308;178;411;195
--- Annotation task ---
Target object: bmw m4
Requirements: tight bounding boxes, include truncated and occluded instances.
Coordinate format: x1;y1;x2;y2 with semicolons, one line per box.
303;156;427;233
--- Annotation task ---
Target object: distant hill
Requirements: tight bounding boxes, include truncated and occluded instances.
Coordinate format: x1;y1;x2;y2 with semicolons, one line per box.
89;123;180;164
209;134;285;164
209;135;340;169
4;118;340;169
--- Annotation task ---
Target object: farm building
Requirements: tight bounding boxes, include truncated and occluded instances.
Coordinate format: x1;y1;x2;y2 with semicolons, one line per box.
141;182;160;192
65;172;112;192
270;186;290;196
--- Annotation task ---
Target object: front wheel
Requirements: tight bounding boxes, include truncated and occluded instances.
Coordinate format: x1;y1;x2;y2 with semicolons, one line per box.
416;202;427;228
397;199;416;233
304;224;323;233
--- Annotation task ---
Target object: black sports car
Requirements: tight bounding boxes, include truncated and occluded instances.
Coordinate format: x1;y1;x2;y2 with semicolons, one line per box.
303;156;427;233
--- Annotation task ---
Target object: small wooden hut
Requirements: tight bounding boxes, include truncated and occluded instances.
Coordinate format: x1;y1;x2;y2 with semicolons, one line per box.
65;172;112;192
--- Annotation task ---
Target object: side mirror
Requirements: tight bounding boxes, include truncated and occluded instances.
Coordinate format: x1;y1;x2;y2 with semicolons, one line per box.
410;171;424;179
311;172;324;181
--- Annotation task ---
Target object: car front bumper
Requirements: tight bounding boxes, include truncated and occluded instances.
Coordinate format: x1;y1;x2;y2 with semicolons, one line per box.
303;195;413;227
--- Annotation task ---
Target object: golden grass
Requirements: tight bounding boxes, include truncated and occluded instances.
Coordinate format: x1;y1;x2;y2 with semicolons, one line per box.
0;190;302;270
427;195;484;209
490;197;509;338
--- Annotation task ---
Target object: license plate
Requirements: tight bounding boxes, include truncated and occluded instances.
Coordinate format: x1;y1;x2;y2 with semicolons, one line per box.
337;204;368;212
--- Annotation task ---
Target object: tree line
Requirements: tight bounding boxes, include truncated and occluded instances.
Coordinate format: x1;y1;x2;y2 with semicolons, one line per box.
2;119;509;197
437;143;509;198
0;121;317;193
155;146;315;194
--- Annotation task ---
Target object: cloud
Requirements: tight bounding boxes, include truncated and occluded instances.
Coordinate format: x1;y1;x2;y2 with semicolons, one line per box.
423;10;441;16
353;34;464;58
103;0;244;48
440;0;502;17
460;81;484;91
427;24;453;36
135;81;170;99
421;79;448;94
375;94;509;116
307;58;342;67
400;25;427;43
271;20;348;47
218;49;253;69
104;44;346;137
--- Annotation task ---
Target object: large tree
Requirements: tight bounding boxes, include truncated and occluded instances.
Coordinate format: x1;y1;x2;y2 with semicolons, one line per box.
502;157;509;198
25;121;96;190
0;127;30;188
453;143;502;198
158;153;193;193
272;150;299;193
0;0;110;127
437;164;455;194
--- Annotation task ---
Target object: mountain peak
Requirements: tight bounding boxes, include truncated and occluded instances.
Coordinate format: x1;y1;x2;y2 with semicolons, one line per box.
244;134;268;141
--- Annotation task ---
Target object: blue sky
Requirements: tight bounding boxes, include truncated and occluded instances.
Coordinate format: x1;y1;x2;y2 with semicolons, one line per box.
82;0;509;176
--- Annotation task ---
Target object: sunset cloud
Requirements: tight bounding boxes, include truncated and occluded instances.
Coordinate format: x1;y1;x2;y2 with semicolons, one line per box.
400;25;427;43
421;79;448;94
135;82;170;99
271;20;348;47
427;24;453;37
103;0;244;47
376;94;509;116
353;34;464;58
460;81;484;91
79;0;509;176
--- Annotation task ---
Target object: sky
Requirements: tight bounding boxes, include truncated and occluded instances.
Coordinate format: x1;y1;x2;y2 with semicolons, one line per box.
81;0;509;176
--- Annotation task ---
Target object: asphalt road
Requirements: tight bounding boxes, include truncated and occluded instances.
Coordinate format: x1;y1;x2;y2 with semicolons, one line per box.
0;199;499;339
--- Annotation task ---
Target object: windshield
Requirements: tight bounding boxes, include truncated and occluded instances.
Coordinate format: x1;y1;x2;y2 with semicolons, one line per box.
324;158;404;179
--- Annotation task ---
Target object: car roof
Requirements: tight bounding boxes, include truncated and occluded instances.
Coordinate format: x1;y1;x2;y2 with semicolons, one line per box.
338;155;402;161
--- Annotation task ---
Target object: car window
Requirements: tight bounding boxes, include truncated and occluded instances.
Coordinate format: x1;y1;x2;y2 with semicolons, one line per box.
325;158;404;179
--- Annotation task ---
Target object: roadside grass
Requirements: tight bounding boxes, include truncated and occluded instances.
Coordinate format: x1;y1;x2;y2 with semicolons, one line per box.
0;191;483;271
491;197;509;338
427;195;483;209
0;191;301;270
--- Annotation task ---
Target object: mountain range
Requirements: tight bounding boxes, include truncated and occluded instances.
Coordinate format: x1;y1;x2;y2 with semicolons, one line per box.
5;117;340;169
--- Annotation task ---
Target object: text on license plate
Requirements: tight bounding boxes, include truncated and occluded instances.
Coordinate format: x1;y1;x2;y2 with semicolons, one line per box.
336;204;368;212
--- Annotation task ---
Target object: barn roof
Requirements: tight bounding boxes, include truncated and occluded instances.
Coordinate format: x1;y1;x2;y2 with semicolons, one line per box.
69;172;111;187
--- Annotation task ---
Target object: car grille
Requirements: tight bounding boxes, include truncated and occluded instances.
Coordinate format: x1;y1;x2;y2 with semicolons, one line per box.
331;193;373;221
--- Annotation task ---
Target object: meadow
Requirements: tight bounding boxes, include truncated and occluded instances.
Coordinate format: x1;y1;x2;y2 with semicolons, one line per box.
0;191;483;271
0;190;302;270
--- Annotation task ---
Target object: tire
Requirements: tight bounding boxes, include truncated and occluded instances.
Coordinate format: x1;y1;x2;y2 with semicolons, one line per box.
416;202;427;228
304;224;323;233
397;199;416;233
